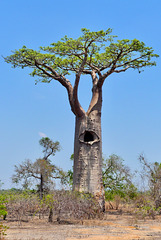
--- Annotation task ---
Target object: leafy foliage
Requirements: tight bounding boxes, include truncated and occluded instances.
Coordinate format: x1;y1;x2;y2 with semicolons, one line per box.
39;137;60;160
63;169;73;188
0;194;8;239
61;154;74;188
102;154;137;201
0;196;7;220
5;28;158;84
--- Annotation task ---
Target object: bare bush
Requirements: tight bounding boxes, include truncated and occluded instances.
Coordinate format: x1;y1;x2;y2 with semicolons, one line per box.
133;193;161;220
4;190;102;224
5;192;43;224
43;190;102;222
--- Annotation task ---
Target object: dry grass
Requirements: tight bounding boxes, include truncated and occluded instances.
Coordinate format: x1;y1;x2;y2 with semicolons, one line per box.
4;212;161;240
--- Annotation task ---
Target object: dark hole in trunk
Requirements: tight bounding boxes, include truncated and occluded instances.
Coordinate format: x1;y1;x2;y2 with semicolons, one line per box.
84;131;94;142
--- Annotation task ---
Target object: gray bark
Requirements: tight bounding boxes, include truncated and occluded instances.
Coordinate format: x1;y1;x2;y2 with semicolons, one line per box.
73;87;105;210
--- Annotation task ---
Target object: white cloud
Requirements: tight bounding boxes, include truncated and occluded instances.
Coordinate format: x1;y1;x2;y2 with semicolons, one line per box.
38;132;47;138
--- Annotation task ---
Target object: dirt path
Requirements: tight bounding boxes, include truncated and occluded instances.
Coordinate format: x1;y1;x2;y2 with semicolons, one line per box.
5;215;161;240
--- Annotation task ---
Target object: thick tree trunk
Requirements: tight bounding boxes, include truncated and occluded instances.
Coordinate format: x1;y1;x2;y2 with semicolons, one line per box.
73;109;105;210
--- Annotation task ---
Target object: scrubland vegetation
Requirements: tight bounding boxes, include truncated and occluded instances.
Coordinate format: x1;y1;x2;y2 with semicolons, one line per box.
0;139;161;239
0;153;161;239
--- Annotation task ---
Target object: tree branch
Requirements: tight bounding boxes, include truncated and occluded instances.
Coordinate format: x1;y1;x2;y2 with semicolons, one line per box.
72;51;88;117
34;61;77;115
97;50;123;88
87;71;102;115
35;62;55;79
114;66;130;73
115;54;148;69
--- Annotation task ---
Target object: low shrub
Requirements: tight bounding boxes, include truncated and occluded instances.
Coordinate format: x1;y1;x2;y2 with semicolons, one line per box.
134;193;161;220
43;190;102;222
0;194;8;239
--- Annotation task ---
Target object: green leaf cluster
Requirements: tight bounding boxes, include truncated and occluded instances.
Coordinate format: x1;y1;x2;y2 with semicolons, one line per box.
103;154;137;201
0;195;7;219
4;28;159;84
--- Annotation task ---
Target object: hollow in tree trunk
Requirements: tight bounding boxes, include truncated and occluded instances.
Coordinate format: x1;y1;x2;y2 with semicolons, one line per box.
72;85;105;211
73;111;105;210
5;28;158;213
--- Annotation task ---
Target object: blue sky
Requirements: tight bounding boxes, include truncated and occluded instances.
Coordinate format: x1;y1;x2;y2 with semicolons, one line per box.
0;0;161;189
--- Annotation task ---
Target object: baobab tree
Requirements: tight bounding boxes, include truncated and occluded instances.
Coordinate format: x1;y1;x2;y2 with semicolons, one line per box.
5;29;158;210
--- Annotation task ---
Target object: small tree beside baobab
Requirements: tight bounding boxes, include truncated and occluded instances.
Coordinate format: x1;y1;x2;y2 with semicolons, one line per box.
12;137;62;199
5;29;158;210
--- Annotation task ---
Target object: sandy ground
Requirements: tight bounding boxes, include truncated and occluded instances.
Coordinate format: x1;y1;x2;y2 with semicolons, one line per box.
4;214;161;240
